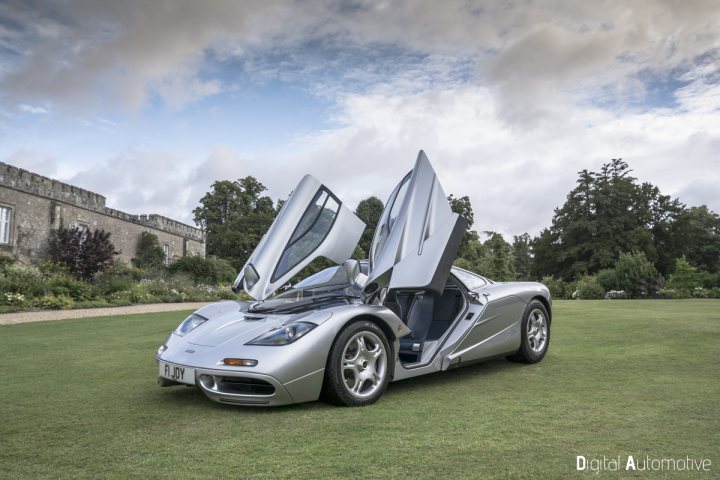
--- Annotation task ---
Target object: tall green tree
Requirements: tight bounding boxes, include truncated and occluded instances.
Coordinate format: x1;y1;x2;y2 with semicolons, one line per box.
481;232;515;280
354;196;384;257
667;206;720;274
532;159;684;280
512;233;532;280
193;177;277;269
133;232;165;270
448;193;482;261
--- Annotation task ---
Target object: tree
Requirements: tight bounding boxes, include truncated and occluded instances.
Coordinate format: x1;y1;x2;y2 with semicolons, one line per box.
193;177;277;269
532;159;684;280
667;206;720;274
133;232;165;270
614;251;658;298
667;256;706;292
481;232;515;280
354;196;384;257
448;194;474;228
573;275;605;299
512;233;533;280
47;227;118;281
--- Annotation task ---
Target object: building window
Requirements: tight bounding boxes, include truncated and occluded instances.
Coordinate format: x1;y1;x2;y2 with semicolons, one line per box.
72;222;89;234
163;243;170;266
0;206;11;244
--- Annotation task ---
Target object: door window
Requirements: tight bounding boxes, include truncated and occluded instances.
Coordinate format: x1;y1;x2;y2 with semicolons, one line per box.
370;172;411;268
272;189;340;282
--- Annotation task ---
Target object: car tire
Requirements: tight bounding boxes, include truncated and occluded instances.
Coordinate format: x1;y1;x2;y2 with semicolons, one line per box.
322;321;391;407
506;300;550;364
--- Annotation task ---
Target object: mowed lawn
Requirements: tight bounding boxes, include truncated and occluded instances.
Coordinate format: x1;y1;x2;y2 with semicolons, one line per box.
1;300;718;479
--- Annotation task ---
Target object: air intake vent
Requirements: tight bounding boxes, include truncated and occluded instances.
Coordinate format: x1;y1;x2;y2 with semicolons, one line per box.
218;377;275;396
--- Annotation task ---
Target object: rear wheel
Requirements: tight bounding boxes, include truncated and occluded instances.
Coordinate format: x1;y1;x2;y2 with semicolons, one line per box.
507;300;550;364
322;321;390;406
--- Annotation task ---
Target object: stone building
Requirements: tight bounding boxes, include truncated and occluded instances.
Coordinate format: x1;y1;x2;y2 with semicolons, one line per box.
0;162;204;265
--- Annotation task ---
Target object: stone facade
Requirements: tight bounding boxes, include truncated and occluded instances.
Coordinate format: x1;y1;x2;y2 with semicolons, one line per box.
0;162;204;265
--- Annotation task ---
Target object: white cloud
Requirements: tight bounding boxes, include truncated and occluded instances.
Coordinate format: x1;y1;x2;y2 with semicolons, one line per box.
2;0;719;114
258;77;720;237
3;149;58;175
18;104;48;114
1;0;720;238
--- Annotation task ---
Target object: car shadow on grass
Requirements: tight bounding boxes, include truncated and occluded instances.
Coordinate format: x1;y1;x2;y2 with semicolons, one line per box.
384;357;523;396
143;358;524;413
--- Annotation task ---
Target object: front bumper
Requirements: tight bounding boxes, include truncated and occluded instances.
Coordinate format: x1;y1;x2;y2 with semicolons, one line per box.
156;358;324;407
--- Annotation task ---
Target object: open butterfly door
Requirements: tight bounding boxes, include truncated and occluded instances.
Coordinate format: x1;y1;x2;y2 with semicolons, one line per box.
232;175;365;301
364;151;466;299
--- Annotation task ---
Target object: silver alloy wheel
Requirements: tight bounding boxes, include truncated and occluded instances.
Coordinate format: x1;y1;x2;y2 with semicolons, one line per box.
341;331;387;399
527;308;548;353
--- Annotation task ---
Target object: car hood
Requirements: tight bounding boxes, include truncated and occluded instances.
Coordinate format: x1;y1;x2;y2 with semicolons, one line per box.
180;301;333;347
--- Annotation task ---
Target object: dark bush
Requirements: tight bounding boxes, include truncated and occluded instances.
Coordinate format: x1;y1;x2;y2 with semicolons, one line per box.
47;227;119;281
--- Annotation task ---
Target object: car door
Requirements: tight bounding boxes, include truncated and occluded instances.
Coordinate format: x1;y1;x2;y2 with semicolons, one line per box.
232;174;365;300
364;150;466;300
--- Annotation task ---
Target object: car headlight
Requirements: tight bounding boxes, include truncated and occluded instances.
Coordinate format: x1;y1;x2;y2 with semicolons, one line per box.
247;321;317;346
174;313;208;337
157;333;171;356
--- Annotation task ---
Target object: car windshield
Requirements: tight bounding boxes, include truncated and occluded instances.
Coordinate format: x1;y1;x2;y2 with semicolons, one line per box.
249;266;361;314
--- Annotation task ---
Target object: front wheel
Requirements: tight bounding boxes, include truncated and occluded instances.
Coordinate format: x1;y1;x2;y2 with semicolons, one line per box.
507;300;550;364
322;321;390;407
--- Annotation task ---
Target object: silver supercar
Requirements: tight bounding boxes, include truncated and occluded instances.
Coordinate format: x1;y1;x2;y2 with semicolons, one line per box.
157;151;551;407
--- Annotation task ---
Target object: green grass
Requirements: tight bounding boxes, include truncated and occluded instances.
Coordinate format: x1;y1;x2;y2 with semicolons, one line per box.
1;300;718;479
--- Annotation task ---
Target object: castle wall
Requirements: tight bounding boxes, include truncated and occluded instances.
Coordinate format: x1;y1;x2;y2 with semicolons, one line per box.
0;163;204;265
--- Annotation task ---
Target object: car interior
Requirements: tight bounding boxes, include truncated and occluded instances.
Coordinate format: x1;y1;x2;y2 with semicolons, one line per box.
384;280;466;364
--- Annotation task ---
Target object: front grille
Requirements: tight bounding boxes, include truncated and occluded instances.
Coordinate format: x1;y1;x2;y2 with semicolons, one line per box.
218;377;276;396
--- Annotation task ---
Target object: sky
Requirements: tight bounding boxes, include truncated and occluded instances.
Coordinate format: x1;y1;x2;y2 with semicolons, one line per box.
1;0;719;239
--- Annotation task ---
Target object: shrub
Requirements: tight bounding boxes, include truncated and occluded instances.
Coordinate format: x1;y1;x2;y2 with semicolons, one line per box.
692;287;710;299
47;227;119;281
657;288;684;299
95;264;144;295
2;292;28;307
1;264;45;296
75;299;111;309
46;274;94;301
667;257;707;291
107;292;134;306
133;232;166;270
572;275;605;299
33;294;75;310
168;256;237;285
614;251;658;298
595;268;617;291
0;256;15;269
541;276;566;299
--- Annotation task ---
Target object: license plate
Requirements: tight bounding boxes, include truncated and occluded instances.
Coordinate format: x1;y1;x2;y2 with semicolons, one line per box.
159;361;195;385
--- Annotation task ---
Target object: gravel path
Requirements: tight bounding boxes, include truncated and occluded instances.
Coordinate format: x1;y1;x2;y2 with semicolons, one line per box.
0;302;210;325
